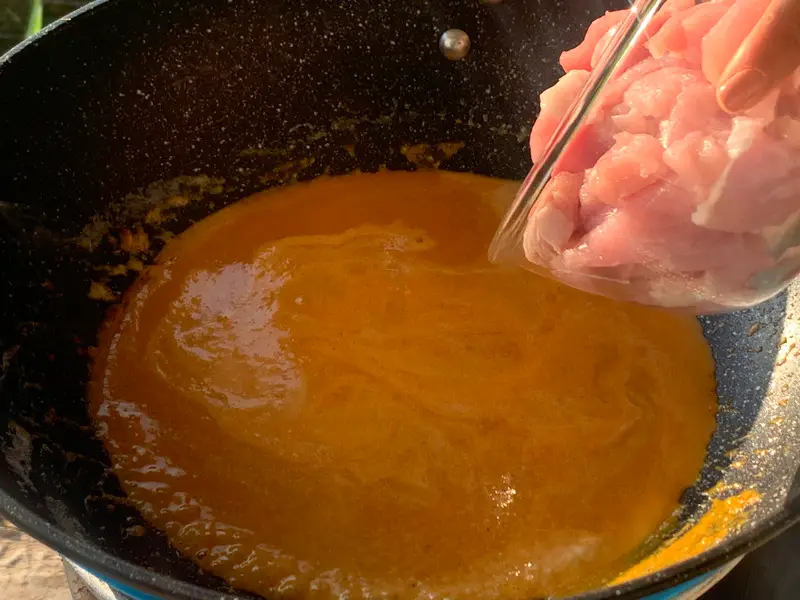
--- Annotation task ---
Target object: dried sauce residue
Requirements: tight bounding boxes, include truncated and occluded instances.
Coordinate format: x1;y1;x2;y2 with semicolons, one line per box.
613;489;761;584
401;142;465;169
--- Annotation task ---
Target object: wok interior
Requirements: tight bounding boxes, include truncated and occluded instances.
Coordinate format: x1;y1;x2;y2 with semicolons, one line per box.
0;0;798;597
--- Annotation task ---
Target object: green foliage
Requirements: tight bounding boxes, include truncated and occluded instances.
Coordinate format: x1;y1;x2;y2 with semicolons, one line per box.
1;0;89;54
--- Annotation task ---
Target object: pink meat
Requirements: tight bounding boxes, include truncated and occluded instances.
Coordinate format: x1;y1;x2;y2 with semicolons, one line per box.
777;72;800;118
648;2;729;64
663;131;729;188
660;81;729;147
596;55;690;112
559;200;770;274
523;172;583;263
694;127;800;232
623;65;702;120
582;133;666;206
662;0;705;11
560;11;628;73
559;3;686;75
522;0;800;311
768;116;800;150
530;69;591;164
551;123;612;177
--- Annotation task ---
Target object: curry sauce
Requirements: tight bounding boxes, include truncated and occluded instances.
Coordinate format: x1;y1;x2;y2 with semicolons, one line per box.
90;170;718;599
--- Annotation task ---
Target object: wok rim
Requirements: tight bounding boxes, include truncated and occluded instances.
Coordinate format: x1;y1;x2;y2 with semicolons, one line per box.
1;483;797;600
1;2;799;599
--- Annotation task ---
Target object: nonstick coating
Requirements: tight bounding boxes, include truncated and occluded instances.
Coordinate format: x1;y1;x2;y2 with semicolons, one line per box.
0;1;797;599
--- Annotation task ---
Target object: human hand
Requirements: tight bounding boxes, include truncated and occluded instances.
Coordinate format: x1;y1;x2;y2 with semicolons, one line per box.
717;0;800;113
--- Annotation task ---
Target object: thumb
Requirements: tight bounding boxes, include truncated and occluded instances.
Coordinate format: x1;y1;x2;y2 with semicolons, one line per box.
717;0;800;114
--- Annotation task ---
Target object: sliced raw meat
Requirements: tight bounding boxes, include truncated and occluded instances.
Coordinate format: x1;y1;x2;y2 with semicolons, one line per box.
523;172;582;263
550;123;612;175
560;11;627;73
694;128;800;232
517;0;800;311
590;18;626;70
610;104;658;136
663;132;729;188
768;117;800;149
596;55;690;112
777;71;800;117
623;65;701;120
660;81;728;146
581;133;666;206
560;3;687;75
530;70;590;164
662;0;704;12
558;200;770;275
649;2;729;64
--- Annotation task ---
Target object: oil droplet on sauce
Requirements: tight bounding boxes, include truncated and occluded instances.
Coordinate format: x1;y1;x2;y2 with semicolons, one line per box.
90;171;718;599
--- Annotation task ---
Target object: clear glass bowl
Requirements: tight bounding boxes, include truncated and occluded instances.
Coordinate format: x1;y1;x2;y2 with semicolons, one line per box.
490;0;800;314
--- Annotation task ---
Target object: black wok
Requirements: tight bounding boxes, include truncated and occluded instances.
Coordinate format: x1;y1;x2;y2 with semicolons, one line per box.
0;1;797;598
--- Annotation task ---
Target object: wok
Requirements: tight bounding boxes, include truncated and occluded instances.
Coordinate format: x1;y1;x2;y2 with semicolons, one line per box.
0;0;797;598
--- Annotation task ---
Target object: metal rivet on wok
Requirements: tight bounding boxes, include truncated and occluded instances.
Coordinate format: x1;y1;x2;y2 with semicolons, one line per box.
439;29;471;61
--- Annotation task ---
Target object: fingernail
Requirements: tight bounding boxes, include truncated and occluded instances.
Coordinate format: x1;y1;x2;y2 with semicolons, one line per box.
718;68;771;114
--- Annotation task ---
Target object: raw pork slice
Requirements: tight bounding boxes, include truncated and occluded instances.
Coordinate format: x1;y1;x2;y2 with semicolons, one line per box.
521;0;800;311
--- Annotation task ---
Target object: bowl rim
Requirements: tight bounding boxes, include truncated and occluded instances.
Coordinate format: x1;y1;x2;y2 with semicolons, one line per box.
1;1;799;599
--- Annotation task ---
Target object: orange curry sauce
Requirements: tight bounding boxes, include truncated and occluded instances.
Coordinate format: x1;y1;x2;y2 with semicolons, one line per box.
90;171;717;599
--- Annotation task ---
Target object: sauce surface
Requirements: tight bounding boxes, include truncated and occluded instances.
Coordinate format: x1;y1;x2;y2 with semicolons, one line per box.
91;171;718;599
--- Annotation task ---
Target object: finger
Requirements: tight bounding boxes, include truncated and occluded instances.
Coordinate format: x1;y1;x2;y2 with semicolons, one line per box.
702;0;771;87
717;0;800;113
